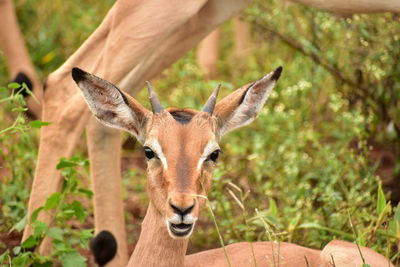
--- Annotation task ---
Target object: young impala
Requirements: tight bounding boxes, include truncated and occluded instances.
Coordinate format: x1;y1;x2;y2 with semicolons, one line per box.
72;67;393;267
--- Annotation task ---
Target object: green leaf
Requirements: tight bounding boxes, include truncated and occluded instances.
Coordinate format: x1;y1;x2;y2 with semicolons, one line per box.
71;201;85;222
47;227;64;241
0;250;10;262
78;188;93;199
362;264;371;267
32;261;52;267
12;106;28;112
30;207;44;223
394;203;400;222
44;192;61;210
8;82;21;89
60;251;86;267
22;235;37;249
12;251;31;266
389;203;400;236
288;213;301;231
377;183;386;216
33;221;48;237
10;215;27;233
53;240;68;252
13;246;21;255
56;158;80;169
268;198;278;218
78;229;94;247
29;120;53;128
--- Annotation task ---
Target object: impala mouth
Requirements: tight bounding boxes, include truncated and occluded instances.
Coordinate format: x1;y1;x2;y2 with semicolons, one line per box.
168;222;194;238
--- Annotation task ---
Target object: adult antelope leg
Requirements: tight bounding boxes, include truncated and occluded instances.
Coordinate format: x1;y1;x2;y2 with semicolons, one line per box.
86;120;128;265
117;0;252;91
196;29;220;78
195;17;251;79
23;6;112;250
288;0;400;15
84;2;252;264
0;0;42;118
24;0;231;263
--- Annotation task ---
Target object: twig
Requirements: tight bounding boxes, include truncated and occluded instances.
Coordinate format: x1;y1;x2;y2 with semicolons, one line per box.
255;22;370;99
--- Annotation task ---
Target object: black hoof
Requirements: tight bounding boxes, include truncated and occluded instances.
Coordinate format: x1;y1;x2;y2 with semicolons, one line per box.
90;230;117;266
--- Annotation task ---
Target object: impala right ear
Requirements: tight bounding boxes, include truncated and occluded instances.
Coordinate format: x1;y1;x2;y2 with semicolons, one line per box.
214;67;282;137
71;68;151;143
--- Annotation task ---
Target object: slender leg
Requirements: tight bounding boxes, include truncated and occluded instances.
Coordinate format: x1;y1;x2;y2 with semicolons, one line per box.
119;0;252;94
92;0;209;83
0;0;42;118
288;0;400;14
24;0;211;258
86;119;128;266
22;8;112;243
196;29;220;78
29;93;90;255
233;18;251;59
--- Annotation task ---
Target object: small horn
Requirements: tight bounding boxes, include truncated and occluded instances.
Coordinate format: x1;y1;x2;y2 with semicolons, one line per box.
202;84;221;114
146;81;164;113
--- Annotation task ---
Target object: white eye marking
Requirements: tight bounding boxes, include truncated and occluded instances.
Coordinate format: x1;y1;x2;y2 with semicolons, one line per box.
145;139;168;169
197;140;219;171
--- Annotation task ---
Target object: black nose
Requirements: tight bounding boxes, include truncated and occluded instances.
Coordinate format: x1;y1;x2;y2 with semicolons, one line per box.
170;203;194;216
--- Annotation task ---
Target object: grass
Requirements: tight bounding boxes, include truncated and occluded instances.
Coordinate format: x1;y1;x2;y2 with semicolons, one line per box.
1;0;400;265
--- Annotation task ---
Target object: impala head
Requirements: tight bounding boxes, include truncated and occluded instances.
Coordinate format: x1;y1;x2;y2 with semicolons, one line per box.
71;66;282;239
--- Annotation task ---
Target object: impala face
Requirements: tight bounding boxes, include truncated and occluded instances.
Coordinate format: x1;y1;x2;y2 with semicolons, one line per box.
72;66;282;239
144;109;219;237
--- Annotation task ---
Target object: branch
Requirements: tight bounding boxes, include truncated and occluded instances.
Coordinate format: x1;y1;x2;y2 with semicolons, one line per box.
255;22;370;97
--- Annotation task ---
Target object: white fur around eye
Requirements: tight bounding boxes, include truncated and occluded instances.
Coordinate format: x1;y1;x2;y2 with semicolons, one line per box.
145;139;168;170
197;140;219;171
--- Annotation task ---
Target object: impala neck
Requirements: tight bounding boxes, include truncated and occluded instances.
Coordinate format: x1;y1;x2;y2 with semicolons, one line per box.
128;201;189;267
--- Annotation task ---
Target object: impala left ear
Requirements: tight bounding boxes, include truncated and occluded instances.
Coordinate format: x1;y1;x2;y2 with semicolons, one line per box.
214;67;282;137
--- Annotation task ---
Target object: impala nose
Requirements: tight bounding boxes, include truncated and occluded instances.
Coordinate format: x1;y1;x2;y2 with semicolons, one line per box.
167;201;196;238
170;202;194;217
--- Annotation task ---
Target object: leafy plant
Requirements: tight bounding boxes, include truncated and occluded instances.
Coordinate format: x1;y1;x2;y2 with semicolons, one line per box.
1;156;93;266
0;83;93;266
1;0;399;265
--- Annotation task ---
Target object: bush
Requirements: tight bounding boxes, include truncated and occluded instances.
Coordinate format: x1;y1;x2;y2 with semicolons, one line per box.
1;0;399;264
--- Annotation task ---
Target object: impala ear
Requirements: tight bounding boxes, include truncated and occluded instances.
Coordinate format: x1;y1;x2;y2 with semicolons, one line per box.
71;68;151;143
214;67;282;137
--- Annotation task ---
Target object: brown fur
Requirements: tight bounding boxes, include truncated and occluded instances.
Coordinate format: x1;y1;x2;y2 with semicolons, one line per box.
196;29;220;78
18;0;400;266
23;2;251;266
75;69;393;267
288;0;400;15
128;197;394;266
142;110;216;221
0;0;42;118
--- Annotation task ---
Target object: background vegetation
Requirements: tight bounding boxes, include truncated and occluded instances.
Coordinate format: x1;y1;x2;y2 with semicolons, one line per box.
0;0;399;265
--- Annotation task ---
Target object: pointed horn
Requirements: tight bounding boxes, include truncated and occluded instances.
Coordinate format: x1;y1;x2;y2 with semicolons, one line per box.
202;84;221;114
146;81;164;113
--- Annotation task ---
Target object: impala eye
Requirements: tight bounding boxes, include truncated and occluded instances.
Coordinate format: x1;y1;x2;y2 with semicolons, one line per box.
207;149;221;162
143;146;156;160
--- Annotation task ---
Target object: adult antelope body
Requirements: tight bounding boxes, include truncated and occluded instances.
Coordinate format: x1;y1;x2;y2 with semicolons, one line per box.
7;0;398;266
72;67;393;267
